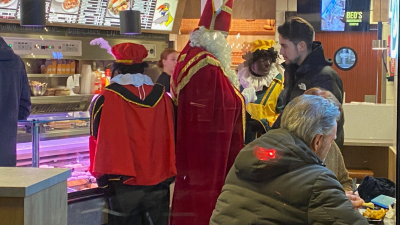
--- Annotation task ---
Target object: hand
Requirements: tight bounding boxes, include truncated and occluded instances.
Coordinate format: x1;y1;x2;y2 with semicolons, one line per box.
345;191;364;209
242;87;257;104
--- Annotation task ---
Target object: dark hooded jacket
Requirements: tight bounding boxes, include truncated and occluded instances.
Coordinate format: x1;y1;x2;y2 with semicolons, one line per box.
210;129;368;225
0;37;31;167
272;42;344;148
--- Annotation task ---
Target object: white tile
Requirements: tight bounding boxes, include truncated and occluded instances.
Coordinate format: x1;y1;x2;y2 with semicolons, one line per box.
343;104;394;140
276;0;288;11
276;11;286;23
386;81;395;100
288;0;297;11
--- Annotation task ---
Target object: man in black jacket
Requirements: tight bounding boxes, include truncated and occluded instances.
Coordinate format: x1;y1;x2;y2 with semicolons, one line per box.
273;17;345;149
0;36;31;166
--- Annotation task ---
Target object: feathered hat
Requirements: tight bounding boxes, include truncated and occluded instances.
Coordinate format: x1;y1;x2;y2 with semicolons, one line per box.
90;38;148;65
198;0;233;35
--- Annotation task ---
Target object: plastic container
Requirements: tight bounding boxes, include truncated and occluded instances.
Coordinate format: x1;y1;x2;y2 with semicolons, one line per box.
93;70;102;94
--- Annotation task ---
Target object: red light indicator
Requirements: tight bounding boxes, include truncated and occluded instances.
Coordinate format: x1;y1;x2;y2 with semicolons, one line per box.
254;147;277;161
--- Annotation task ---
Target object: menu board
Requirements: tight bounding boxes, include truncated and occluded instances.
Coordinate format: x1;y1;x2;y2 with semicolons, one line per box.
132;0;157;29
4;0;178;31
49;0;80;23
103;0;130;27
77;0;107;26
0;0;19;19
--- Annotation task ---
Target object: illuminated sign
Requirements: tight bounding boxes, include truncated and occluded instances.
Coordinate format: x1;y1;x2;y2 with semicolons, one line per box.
151;0;178;32
346;11;363;26
344;0;370;32
52;52;63;59
390;0;398;58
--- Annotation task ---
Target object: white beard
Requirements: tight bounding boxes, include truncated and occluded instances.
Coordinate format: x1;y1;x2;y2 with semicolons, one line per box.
189;26;239;88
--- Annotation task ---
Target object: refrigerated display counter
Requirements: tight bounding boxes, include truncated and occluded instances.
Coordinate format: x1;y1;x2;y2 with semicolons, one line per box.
17;111;97;192
17;110;107;224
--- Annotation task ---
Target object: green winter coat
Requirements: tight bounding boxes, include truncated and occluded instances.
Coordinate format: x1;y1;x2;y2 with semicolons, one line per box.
210;129;368;225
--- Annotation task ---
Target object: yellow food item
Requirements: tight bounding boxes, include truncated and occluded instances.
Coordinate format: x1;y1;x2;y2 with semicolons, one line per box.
362;202;375;209
363;208;388;220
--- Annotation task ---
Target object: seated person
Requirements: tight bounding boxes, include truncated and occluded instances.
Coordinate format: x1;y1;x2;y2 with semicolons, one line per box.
304;87;353;191
210;95;368;225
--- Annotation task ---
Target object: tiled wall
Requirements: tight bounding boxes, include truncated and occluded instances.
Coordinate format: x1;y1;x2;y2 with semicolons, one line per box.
275;0;297;41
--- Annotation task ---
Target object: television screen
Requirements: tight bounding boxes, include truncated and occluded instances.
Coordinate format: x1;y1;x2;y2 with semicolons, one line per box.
344;0;370;31
297;0;370;32
297;0;322;31
321;0;346;31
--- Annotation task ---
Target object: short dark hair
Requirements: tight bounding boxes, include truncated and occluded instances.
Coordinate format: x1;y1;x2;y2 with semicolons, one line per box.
277;17;315;51
111;62;149;78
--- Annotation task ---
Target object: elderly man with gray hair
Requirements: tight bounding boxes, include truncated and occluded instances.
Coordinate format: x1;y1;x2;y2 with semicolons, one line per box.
209;95;368;225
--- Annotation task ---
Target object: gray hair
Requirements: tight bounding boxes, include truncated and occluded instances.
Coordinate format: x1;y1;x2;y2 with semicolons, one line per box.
281;95;340;146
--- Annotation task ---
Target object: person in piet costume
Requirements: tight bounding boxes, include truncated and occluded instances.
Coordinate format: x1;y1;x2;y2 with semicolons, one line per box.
89;41;176;225
169;0;245;224
239;39;284;144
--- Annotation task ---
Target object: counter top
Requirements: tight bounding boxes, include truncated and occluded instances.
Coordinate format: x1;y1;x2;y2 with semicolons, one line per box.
344;139;394;147
0;167;71;197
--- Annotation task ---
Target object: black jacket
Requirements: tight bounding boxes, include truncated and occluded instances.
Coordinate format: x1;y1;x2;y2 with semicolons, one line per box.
273;42;344;148
0;37;31;166
156;72;170;92
210;129;368;225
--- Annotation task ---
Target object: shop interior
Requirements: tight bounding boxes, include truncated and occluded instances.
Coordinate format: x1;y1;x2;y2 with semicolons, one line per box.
0;0;398;224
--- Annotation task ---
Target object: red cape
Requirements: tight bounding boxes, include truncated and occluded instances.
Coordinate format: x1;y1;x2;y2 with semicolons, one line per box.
170;43;245;225
89;83;176;186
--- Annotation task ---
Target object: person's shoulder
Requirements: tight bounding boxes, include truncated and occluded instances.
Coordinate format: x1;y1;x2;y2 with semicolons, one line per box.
183;46;214;61
317;65;340;78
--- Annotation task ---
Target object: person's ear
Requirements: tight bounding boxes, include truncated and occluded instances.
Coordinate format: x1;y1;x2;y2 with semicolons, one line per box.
297;41;307;54
310;134;324;153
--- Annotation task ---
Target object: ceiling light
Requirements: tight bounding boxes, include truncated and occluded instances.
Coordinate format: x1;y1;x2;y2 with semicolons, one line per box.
120;1;141;35
20;0;46;27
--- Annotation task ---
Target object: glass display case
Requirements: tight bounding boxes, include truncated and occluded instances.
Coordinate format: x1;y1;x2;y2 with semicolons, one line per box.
17;111;98;193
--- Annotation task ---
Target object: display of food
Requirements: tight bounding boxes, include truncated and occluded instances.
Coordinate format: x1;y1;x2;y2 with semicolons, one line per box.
54;88;70;96
48;121;73;129
67;170;97;190
44;88;56;96
40;163;97;191
63;0;80;10
30;81;43;86
0;0;14;5
362;208;388;220
108;0;129;16
29;81;48;96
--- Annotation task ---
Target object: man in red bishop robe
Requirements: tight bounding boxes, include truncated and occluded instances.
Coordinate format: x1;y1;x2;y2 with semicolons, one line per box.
170;0;245;224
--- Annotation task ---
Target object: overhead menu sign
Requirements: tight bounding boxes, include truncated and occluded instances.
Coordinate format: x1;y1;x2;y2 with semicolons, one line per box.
6;0;178;31
77;0;107;26
0;0;19;19
133;0;158;29
49;0;80;23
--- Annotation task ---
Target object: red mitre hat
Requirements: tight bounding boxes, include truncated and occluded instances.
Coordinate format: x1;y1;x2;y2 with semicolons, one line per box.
111;43;148;65
198;0;233;34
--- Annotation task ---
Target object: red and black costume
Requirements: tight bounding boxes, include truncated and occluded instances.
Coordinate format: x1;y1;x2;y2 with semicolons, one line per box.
89;43;176;225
